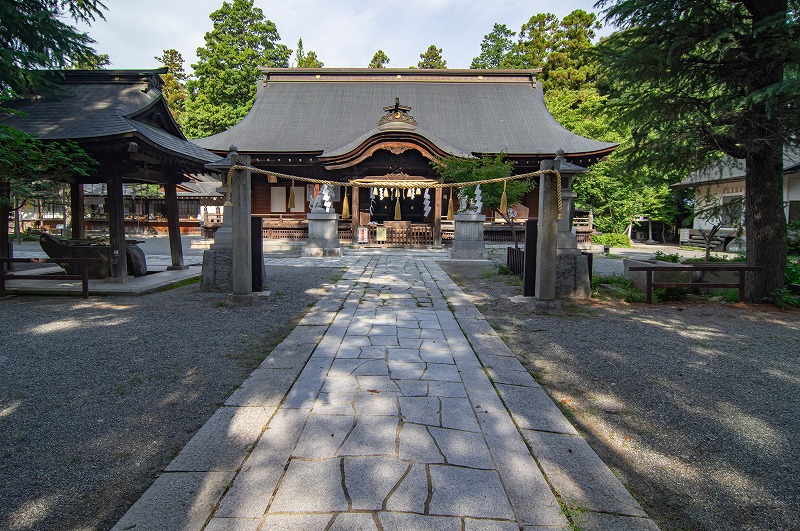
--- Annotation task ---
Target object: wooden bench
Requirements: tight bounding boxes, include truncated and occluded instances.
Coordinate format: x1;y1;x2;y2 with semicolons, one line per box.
627;263;764;303
0;257;104;299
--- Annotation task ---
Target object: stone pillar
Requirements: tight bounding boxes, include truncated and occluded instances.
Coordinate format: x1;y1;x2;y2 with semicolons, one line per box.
449;212;485;259
228;153;254;303
304;211;341;256
201;152;234;292
535;159;559;301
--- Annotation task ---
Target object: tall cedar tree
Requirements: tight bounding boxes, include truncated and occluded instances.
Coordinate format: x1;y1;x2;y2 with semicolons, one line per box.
417;45;446;69
369;50;390;68
155;49;187;121
294;38;324;68
182;0;290;138
597;0;800;301
0;0;106;97
470;24;518;69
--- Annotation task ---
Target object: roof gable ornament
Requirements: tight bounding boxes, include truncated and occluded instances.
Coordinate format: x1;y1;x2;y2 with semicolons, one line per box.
378;97;418;131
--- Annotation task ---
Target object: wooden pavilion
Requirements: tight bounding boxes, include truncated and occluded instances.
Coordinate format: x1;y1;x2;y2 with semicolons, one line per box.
0;69;222;277
193;68;617;246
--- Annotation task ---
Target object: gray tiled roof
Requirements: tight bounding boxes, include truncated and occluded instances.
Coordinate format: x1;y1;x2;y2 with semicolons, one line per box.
193;70;617;158
673;147;800;189
0;71;220;165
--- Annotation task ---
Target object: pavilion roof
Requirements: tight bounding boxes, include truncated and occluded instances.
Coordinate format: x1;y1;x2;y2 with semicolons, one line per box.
0;69;220;168
193;69;617;164
672;147;800;190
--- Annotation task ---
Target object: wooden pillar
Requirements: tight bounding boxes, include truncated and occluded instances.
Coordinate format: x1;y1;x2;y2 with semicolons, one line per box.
164;182;186;270
70;181;84;239
351;186;360;244
434;186;442;246
1;181;10;271
106;173;128;279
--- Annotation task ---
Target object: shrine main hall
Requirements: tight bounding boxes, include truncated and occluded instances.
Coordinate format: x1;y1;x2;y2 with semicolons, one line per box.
193;68;616;246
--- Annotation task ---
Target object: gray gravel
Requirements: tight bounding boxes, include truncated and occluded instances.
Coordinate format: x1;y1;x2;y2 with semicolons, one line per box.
0;263;344;530
440;260;800;530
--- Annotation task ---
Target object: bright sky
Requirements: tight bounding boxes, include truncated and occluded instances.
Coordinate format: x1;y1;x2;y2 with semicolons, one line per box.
76;0;611;72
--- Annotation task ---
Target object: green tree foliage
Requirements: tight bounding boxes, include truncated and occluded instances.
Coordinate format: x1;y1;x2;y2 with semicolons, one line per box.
0;0;107;98
417;45;447;69
155;49;187;122
470;24;518;69
181;0;291;139
597;0;800;300
0;124;96;205
516;13;559;69
369;50;390;68
543;10;601;90
67;51;111;69
294;38;324;68
432;154;531;245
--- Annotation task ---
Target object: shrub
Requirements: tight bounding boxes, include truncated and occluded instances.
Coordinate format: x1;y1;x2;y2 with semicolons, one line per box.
786;258;800;286
591;274;645;302
683;254;747;263
652;250;681;263
592;233;631;247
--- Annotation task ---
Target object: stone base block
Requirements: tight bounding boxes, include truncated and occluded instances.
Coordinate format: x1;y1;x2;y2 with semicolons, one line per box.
201;249;232;293
555;253;591;299
303;246;342;257
449;249;486;260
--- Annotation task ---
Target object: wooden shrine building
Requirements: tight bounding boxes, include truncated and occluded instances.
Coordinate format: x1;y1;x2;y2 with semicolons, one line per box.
193;68;616;246
0;69;222;277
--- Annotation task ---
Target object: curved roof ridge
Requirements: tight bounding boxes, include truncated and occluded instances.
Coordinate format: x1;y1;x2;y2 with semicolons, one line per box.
320;127;473;159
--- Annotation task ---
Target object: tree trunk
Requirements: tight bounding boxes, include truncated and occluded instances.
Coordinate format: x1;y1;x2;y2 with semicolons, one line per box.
741;0;788;302
745;147;786;301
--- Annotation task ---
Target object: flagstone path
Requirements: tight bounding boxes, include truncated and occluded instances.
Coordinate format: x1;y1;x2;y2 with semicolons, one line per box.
113;255;657;530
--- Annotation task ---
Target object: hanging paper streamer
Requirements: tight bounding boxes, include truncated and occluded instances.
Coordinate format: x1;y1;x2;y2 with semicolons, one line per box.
447;192;455;220
321;184;332;212
288;179;296;209
474;184;483;212
499;180;508;217
342;187;350;219
423;189;431;217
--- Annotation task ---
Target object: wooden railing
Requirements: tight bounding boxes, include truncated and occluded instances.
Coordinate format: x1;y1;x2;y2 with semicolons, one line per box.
1;257;104;299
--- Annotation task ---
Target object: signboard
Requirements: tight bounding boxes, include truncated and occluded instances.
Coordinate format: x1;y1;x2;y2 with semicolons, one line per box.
376;226;387;242
357;227;369;244
679;228;690;243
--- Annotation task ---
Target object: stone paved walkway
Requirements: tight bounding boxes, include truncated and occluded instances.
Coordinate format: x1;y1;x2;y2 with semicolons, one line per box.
113;256;657;530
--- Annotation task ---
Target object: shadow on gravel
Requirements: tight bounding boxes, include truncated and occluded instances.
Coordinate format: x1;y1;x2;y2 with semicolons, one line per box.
440;261;800;531
0;266;343;531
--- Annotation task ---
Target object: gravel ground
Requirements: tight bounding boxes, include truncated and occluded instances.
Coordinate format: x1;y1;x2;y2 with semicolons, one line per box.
440;257;800;531
0;264;344;530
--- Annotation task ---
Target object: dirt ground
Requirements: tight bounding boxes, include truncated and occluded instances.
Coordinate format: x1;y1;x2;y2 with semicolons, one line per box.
439;260;800;531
